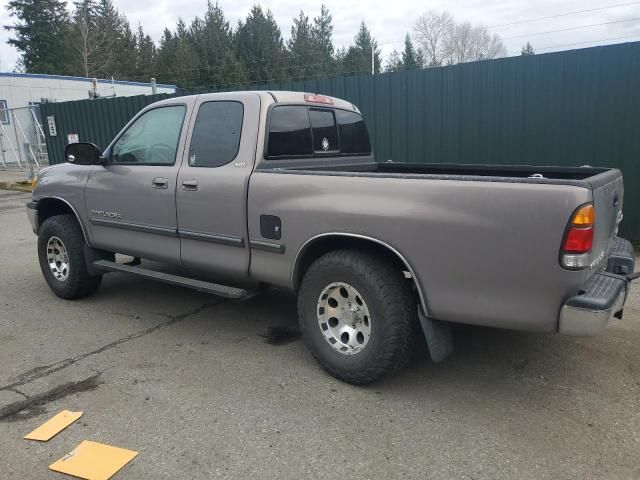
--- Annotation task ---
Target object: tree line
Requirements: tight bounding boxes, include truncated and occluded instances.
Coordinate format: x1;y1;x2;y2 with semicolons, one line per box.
5;1;510;90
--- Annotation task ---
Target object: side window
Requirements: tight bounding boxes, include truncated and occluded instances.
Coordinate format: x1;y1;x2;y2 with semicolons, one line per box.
267;106;312;157
335;110;371;155
188;101;243;168
112;105;186;165
0;100;9;125
309;108;338;153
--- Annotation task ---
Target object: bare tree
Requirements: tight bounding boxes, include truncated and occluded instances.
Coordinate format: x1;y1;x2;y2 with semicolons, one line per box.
467;26;506;61
385;49;402;72
446;21;473;64
414;10;506;66
414;10;453;67
73;6;107;77
486;33;507;59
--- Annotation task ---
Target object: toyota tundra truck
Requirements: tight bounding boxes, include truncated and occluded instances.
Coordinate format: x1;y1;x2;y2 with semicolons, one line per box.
26;91;637;384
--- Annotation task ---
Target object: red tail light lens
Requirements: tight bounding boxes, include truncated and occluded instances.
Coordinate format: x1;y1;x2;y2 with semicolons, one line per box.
563;226;593;253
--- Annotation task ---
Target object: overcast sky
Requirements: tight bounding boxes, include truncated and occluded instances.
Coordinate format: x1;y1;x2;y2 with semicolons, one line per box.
1;0;639;72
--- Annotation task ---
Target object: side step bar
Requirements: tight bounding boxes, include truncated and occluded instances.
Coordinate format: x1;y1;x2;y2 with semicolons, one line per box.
92;260;257;300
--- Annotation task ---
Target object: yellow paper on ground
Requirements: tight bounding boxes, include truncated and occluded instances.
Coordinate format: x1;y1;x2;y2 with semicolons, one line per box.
49;440;139;480
24;410;83;441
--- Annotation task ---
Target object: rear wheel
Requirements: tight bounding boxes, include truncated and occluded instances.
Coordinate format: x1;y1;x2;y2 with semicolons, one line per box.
298;249;418;385
38;214;102;299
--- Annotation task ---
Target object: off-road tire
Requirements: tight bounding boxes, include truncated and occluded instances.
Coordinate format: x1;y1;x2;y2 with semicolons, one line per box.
38;214;102;299
298;249;418;385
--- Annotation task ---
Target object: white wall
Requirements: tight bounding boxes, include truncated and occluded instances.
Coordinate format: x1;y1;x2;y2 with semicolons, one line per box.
0;73;176;111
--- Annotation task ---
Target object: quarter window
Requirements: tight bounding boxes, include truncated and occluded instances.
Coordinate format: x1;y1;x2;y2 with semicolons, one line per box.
0;100;9;125
335;109;371;155
188;101;244;168
112;105;186;165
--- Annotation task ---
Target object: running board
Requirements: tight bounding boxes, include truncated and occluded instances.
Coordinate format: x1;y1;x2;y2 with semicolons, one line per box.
92;260;257;300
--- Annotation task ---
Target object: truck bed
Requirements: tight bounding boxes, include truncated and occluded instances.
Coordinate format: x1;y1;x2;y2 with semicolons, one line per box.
250;159;624;333
270;161;616;187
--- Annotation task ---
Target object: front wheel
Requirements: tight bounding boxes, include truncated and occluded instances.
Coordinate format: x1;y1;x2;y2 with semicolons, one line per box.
37;214;102;299
298;249;418;385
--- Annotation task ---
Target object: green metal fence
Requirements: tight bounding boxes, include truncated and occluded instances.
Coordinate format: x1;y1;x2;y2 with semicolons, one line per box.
40;41;640;239
40;93;171;164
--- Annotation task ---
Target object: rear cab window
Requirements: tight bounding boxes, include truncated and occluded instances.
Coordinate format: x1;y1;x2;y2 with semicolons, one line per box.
309;109;339;153
267;106;312;157
266;105;371;159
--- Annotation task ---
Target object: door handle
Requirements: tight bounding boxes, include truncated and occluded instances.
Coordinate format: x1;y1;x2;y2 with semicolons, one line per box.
182;179;198;191
152;177;168;189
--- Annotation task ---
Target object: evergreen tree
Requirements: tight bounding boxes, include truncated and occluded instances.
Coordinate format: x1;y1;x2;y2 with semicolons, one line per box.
521;42;535;56
73;0;99;23
190;1;244;87
116;20;138;79
235;6;286;83
94;0;125;77
172;19;201;88
401;34;421;70
312;4;335;75
340;21;381;75
155;28;179;84
288;11;315;79
135;24;156;80
5;0;73;74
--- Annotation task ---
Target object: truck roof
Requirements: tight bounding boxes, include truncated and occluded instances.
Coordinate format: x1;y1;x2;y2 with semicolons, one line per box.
158;90;359;113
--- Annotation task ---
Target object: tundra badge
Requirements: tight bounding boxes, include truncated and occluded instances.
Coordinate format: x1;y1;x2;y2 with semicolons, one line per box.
90;209;122;220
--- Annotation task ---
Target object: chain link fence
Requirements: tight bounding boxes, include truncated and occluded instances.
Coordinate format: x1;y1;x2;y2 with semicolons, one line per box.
0;104;48;172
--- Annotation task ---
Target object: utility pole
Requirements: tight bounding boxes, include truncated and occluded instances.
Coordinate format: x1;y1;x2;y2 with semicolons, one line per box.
371;40;375;75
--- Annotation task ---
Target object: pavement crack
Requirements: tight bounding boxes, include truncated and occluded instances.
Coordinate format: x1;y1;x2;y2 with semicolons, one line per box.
0;301;225;392
6;387;29;399
0;374;102;422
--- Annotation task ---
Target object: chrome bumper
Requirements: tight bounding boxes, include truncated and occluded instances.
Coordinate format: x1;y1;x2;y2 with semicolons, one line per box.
26;201;38;234
559;238;636;336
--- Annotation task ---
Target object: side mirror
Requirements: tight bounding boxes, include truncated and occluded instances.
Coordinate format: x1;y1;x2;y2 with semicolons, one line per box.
65;142;104;165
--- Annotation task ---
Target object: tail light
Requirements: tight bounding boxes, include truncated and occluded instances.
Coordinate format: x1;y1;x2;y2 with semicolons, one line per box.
561;203;594;269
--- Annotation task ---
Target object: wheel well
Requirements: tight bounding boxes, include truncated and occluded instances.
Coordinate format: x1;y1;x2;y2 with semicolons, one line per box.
37;198;86;241
38;198;74;226
293;235;421;301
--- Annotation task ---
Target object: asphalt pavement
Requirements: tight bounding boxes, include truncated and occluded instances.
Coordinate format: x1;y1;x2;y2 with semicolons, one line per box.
1;189;639;479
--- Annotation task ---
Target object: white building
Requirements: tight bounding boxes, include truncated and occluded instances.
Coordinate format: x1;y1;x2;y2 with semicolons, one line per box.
0;72;176;169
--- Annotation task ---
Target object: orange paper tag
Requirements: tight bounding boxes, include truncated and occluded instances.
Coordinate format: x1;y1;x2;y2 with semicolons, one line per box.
49;440;139;480
24;410;83;441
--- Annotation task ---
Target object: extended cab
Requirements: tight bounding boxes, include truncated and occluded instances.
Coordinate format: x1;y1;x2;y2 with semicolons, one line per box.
27;91;637;384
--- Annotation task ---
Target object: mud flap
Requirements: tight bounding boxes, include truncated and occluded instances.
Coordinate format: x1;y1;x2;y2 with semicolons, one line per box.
83;246;115;276
418;307;453;363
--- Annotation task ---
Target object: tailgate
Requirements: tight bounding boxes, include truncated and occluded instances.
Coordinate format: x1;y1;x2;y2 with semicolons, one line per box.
589;169;624;270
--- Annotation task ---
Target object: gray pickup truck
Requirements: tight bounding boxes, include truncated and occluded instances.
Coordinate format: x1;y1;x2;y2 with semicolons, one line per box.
27;91;637;384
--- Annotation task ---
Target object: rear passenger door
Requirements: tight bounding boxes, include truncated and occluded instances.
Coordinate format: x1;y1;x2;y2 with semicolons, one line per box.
176;93;261;280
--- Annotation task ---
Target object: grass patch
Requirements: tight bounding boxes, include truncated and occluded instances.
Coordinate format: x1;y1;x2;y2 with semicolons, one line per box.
0;181;33;193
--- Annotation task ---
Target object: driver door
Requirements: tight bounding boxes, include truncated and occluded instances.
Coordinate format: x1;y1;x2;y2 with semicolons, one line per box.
85;102;190;264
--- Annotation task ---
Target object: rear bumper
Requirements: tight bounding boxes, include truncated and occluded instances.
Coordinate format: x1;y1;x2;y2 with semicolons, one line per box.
559;238;636;336
26;200;38;234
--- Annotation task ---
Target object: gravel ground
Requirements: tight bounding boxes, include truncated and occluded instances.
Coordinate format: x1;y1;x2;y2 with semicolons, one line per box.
1;189;639;479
